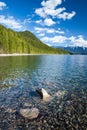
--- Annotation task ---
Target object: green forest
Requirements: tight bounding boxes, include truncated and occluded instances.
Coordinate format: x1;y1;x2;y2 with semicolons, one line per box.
0;24;70;54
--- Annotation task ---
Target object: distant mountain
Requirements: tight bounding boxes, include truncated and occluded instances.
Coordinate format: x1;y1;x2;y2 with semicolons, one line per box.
53;46;87;54
0;24;70;54
61;47;87;54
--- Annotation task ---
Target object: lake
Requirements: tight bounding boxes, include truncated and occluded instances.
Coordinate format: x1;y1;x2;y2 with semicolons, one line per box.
0;55;87;130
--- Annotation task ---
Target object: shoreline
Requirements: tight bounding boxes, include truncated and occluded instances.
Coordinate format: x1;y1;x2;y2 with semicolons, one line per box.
0;54;85;57
0;53;48;57
0;53;64;57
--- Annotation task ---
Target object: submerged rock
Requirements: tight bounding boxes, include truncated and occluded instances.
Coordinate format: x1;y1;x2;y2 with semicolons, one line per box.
55;90;66;98
24;102;32;107
20;108;39;119
6;108;15;113
36;88;52;102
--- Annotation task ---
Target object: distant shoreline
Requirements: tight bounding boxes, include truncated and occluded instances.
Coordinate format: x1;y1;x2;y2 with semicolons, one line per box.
0;53;59;56
0;54;42;56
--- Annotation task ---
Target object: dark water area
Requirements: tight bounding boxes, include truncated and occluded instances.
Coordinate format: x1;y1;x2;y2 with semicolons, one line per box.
0;55;87;130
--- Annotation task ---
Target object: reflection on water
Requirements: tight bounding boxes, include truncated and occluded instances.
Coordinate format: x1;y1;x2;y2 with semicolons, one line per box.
0;55;87;90
0;55;42;88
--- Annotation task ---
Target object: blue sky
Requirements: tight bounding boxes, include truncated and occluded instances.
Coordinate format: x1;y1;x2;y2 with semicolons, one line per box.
0;0;87;47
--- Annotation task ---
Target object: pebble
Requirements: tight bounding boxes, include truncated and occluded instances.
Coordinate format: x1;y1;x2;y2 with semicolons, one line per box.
20;108;39;119
24;102;32;107
6;108;15;113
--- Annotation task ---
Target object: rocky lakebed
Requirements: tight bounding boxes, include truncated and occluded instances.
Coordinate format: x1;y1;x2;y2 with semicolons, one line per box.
0;82;87;130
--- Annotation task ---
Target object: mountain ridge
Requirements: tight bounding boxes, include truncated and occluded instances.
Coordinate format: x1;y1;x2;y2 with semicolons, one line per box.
0;24;70;54
55;46;87;54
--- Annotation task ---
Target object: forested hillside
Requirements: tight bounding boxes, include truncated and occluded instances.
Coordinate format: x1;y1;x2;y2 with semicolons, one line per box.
0;24;70;54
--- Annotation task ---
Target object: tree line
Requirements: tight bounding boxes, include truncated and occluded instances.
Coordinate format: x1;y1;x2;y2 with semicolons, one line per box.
0;24;70;54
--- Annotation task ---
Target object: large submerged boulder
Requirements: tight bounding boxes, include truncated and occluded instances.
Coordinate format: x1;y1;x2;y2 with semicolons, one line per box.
36;88;52;102
20;108;39;119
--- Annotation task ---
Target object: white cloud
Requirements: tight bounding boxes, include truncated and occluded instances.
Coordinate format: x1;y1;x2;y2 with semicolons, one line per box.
34;27;65;34
36;18;56;26
0;2;23;30
41;35;67;43
35;8;46;18
35;7;66;18
44;18;55;26
41;0;62;9
39;34;87;47
58;11;76;20
46;29;55;33
56;28;65;34
36;19;43;24
0;15;23;30
35;0;76;21
23;18;32;24
38;33;45;37
44;7;66;17
69;36;76;42
34;27;45;33
69;35;87;47
0;1;6;10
